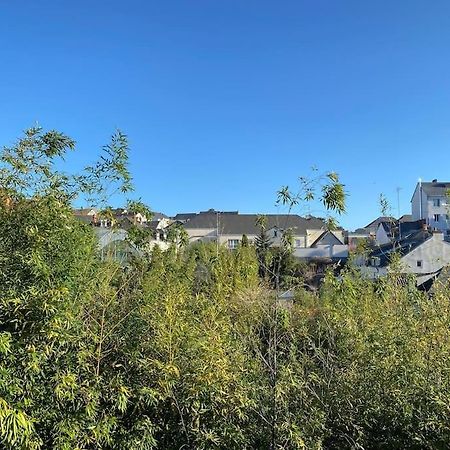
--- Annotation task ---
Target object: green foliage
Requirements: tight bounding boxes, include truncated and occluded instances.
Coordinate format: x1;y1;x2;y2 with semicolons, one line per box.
0;126;75;201
379;192;391;217
167;222;189;248
3;128;450;449
254;217;273;280
126;199;153;221
276;169;346;225
77;129;133;207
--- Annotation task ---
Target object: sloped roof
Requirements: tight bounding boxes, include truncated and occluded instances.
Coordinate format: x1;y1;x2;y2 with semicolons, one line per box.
151;212;168;221
399;219;425;236
399;214;413;223
183;213;325;236
378;219;425;240
420;181;450;197
349;228;371;236
310;230;344;246
173;213;197;222
364;216;396;230
369;229;432;267
73;208;97;216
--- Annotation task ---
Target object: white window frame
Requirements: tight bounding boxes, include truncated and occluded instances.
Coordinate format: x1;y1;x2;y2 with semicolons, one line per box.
227;239;240;250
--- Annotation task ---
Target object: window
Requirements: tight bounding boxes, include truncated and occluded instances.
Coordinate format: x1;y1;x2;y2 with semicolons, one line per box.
433;198;441;207
273;230;278;237
370;257;380;267
434;214;440;222
227;239;240;250
295;239;302;248
417;260;422;268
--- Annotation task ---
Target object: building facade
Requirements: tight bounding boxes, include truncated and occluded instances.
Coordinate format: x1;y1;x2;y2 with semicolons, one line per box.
411;180;450;232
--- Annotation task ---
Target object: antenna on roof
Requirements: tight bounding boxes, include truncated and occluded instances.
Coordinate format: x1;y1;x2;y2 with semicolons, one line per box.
396;187;402;218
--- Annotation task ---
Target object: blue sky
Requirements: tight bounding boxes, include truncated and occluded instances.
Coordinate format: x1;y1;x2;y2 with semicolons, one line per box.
1;1;450;229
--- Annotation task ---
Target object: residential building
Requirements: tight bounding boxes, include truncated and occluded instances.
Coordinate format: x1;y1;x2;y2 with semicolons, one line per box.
345;228;373;252
182;210;325;248
411;179;450;232
73;208;98;225
363;216;396;236
293;230;348;261
172;212;198;223
374;218;425;246
356;229;450;288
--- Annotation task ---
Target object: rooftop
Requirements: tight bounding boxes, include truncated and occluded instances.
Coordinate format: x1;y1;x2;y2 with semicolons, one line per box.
415;180;450;198
183;212;326;236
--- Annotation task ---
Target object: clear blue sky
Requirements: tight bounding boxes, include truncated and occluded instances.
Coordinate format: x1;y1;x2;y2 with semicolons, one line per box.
1;1;450;230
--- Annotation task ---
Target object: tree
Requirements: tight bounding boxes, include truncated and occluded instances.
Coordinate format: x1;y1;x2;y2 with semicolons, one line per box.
254;215;272;280
167;222;189;249
0;127;152;449
5;127;450;449
253;169;347;450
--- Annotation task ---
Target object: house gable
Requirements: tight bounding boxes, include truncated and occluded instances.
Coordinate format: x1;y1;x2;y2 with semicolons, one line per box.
311;230;344;247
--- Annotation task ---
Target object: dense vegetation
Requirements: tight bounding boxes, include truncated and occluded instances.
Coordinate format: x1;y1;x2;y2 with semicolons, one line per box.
1;128;450;449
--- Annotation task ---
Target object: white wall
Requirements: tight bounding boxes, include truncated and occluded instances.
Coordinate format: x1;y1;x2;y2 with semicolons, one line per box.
306;229;325;247
186;228;217;242
375;224;391;246
426;197;449;231
400;233;450;284
294;245;348;259
219;234;256;247
358;234;450;285
411;184;428;222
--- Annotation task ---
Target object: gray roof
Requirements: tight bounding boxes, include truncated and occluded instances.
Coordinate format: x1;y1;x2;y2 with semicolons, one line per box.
364;216;396;230
173;210;239;222
369;229;432;267
398;214;413;223
173;213;198;222
183;213;325;236
420;181;450;197
399;219;425;236
349;228;371;235
151;212;168;221
378;219;425;239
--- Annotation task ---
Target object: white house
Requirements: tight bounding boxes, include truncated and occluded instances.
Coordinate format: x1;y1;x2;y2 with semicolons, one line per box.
411;179;450;233
374;218;425;246
293;230;348;261
357;230;450;287
180;210;329;251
